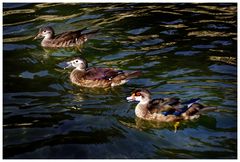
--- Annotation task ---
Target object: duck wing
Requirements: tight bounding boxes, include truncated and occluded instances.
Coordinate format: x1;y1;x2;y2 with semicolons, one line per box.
54;28;86;39
147;97;181;114
84;67;122;80
52;28;99;47
147;98;165;113
171;98;203;116
163;97;181;112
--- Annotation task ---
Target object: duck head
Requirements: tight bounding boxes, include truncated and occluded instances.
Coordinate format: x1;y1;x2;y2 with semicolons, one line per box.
64;57;88;71
34;26;55;40
126;89;151;104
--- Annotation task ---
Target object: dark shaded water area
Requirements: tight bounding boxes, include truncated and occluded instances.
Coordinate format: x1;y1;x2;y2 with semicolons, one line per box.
3;3;237;159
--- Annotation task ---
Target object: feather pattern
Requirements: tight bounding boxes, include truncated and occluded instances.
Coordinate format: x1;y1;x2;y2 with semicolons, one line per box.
34;26;99;48
126;89;216;122
66;58;141;88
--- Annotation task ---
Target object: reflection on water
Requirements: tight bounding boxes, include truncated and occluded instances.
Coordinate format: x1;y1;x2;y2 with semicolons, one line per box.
3;3;237;159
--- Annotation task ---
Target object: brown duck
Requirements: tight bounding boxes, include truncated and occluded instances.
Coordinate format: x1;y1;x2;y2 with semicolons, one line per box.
34;26;98;48
127;89;216;122
64;57;141;88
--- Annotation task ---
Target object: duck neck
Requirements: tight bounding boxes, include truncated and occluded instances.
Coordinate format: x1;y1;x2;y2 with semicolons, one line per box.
139;97;151;105
41;35;54;47
75;67;86;71
43;34;54;40
69;68;84;86
135;97;151;119
70;68;86;79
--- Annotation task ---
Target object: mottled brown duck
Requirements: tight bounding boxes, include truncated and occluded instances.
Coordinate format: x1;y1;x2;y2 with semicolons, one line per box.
34;26;98;48
64;57;141;88
127;89;216;122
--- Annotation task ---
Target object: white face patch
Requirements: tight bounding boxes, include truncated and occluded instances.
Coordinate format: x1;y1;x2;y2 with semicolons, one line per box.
126;96;142;102
71;59;83;67
126;96;134;102
41;31;52;39
134;96;142;102
65;59;86;70
126;94;142;102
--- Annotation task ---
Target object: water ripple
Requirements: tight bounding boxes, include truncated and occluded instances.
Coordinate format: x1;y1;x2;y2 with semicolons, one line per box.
3;3;237;159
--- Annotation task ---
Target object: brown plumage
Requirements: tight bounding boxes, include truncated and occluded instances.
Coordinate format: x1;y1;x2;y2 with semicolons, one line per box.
34;26;99;48
147;97;181;113
128;89;181;114
126;89;216;122
65;57;141;88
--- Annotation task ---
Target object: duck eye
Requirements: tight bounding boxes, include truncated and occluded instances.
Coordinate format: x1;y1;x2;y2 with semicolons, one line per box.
136;92;141;96
76;60;79;62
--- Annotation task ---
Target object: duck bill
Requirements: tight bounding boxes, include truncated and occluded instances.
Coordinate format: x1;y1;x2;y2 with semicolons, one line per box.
33;33;42;40
64;61;73;69
126;95;135;102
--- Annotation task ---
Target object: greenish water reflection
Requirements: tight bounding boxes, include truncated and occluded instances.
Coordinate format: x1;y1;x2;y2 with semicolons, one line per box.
3;3;237;159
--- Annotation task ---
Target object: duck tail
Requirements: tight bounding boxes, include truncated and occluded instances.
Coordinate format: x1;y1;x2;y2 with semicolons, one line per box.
84;29;100;39
199;106;218;113
111;71;141;84
182;98;200;105
125;71;142;79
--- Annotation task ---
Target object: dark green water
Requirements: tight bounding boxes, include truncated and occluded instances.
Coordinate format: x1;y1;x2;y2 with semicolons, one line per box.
3;3;237;159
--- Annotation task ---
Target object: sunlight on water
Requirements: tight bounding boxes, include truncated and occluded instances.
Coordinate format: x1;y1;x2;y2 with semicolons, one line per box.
3;3;237;159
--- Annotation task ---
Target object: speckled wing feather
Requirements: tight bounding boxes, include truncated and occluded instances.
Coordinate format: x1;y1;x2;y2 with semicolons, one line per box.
147;98;165;113
84;68;121;80
54;28;87;39
70;69;112;88
165;98;181;106
52;28;98;47
147;97;181;113
51;30;85;46
70;67;140;88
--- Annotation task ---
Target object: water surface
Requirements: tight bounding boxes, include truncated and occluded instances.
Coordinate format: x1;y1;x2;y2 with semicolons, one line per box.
3;3;237;159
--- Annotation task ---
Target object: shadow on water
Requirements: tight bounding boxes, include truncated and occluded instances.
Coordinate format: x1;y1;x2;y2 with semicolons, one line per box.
3;3;237;159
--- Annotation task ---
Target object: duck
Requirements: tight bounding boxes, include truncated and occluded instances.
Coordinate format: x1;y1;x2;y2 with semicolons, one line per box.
126;89;216;122
64;57;141;88
34;26;99;48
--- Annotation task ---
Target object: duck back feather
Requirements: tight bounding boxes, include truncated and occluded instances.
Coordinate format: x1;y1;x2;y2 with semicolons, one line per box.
70;68;140;88
147;97;181;113
44;29;99;48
